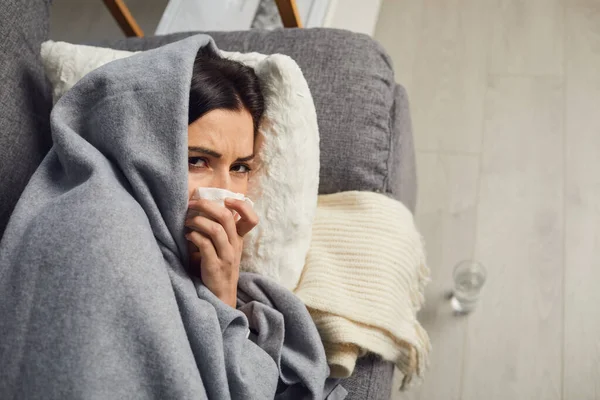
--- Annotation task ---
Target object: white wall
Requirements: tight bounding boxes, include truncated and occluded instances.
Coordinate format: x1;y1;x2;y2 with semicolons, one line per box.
323;0;383;36
156;0;260;34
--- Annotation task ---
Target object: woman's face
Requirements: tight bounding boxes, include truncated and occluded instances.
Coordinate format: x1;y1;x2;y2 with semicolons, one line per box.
187;108;255;198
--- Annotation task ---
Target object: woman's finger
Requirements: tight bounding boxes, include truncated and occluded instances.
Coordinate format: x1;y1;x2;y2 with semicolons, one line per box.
186;231;217;261
188;200;238;243
224;198;259;237
185;216;231;258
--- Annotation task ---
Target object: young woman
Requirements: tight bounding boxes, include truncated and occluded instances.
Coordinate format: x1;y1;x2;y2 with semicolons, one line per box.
184;47;263;308
0;36;331;399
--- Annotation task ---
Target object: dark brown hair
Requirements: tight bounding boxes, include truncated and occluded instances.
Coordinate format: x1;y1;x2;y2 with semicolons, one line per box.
188;46;265;134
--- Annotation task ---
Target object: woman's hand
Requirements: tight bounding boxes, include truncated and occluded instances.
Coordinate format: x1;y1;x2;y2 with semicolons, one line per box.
185;198;258;308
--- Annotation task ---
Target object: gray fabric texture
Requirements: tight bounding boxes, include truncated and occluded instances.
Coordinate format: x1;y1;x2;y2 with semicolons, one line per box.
343;355;395;400
0;0;53;237
0;34;337;400
94;28;417;212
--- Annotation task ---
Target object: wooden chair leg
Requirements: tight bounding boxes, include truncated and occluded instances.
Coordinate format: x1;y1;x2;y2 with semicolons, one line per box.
103;0;144;37
274;0;303;28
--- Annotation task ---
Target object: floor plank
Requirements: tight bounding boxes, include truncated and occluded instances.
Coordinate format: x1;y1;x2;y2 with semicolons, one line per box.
564;2;600;399
374;0;424;95
489;0;564;75
402;0;491;153
463;76;564;400
393;152;480;400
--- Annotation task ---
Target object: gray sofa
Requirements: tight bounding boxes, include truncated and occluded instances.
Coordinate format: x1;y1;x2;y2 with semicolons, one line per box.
0;1;416;399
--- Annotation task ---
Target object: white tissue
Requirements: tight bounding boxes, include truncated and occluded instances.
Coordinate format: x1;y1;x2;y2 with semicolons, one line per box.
187;187;253;221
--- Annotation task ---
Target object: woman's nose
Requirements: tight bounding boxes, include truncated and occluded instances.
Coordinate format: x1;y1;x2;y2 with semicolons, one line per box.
209;171;232;191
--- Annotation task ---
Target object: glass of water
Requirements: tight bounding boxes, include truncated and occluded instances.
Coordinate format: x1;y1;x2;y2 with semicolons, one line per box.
451;260;486;314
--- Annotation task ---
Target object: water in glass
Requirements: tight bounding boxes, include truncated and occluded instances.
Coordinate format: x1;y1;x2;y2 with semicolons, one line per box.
451;260;486;313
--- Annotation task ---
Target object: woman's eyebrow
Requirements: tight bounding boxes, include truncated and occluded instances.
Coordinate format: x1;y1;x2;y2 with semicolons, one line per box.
188;147;254;162
236;154;255;162
188;147;222;158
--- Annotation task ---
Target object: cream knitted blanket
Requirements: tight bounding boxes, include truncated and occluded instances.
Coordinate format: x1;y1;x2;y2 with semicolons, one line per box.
294;191;430;388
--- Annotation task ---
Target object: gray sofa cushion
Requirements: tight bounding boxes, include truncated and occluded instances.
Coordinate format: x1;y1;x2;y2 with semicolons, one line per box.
95;28;417;211
0;0;53;236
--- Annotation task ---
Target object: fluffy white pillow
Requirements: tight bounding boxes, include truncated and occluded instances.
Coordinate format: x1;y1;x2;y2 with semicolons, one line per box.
41;40;320;291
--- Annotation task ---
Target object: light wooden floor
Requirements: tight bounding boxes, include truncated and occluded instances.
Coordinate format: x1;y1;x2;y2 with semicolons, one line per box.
375;0;600;399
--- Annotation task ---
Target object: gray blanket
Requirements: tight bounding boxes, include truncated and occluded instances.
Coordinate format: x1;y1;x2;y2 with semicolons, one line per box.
0;35;338;399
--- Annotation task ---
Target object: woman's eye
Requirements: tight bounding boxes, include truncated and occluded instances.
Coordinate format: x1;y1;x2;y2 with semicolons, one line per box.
231;164;252;174
188;157;207;168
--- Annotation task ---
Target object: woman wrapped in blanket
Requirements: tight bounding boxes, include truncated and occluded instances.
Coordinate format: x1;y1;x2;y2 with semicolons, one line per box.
0;36;339;399
185;46;262;308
